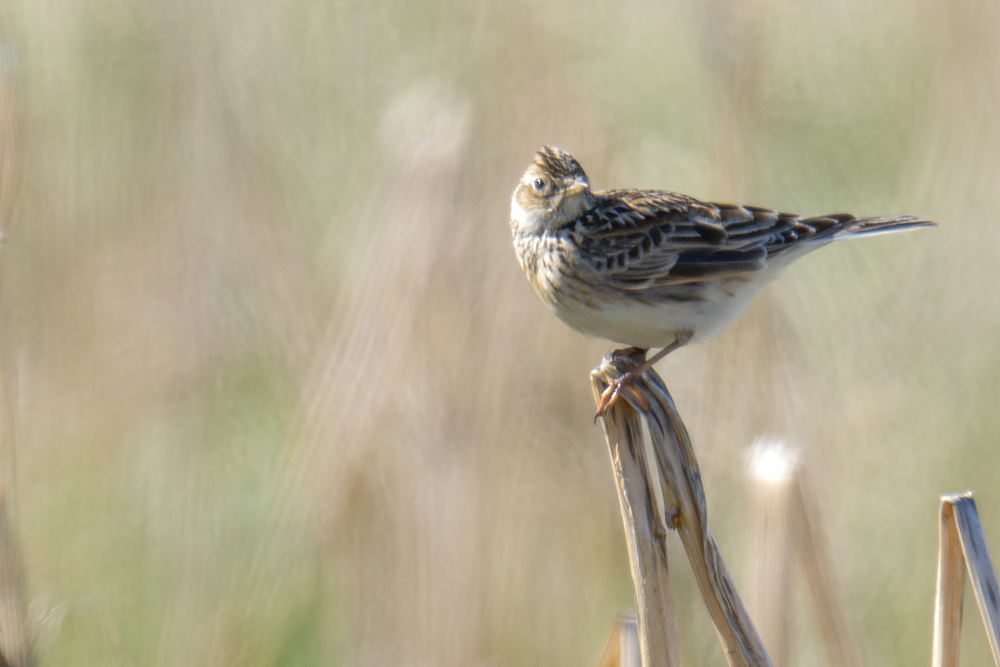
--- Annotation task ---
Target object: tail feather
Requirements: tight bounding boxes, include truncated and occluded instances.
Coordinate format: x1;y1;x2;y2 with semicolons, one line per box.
835;215;937;238
765;213;935;264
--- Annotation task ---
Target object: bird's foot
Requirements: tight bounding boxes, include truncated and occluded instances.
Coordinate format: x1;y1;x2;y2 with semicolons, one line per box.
594;333;692;419
595;369;642;417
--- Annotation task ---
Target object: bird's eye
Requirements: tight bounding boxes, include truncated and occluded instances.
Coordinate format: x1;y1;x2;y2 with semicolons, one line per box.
533;177;546;192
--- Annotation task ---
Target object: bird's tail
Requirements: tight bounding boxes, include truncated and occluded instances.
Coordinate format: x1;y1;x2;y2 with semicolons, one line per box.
834;215;937;238
765;212;935;268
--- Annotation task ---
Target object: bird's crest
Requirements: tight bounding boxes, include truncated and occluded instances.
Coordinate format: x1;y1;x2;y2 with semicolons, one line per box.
533;146;587;179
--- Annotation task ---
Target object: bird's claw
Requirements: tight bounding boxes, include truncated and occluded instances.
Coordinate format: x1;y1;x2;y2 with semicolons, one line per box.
594;381;621;421
595;370;637;420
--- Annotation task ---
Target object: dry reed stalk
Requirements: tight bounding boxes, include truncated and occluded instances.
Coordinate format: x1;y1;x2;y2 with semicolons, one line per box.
748;443;865;667
789;475;865;667
592;367;681;667
933;492;1000;667
749;454;792;667
595;615;641;667
592;349;772;667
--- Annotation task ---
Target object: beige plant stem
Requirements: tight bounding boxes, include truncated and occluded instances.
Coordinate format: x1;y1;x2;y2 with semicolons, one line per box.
592;349;772;667
933;492;1000;667
592;364;681;667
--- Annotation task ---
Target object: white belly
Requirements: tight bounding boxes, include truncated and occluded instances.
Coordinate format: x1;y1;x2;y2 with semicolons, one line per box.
546;277;765;349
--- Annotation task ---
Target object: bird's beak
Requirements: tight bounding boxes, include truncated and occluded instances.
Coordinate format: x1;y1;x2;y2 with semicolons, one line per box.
563;178;589;197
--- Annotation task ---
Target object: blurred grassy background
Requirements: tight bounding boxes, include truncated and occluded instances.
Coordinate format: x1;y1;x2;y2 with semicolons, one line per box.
0;0;996;665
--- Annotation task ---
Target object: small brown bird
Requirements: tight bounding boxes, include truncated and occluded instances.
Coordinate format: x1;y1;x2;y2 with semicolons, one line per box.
510;146;934;415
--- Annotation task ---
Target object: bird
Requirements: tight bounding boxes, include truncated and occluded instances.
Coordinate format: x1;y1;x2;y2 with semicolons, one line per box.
509;146;935;416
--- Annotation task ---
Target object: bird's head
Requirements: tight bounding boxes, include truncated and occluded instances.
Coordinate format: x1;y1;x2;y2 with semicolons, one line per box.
511;146;595;235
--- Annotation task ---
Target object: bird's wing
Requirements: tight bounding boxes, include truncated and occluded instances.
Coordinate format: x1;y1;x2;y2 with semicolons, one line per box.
569;189;853;290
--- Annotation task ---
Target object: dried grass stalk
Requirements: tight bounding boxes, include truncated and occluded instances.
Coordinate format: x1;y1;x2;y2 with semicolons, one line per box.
749;444;865;667
595;614;641;667
789;475;865;667
933;492;1000;667
592;350;772;667
593;364;681;667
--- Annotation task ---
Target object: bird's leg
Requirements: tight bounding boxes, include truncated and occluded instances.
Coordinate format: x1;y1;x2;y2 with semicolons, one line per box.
596;333;691;417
